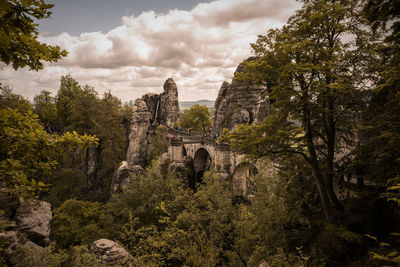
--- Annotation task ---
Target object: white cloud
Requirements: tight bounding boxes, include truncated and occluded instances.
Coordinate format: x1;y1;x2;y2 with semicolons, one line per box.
0;0;300;101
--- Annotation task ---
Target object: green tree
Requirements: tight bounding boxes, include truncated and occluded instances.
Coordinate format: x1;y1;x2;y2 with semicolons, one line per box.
0;108;98;201
33;90;57;130
352;0;400;185
116;169;235;266
94;91;127;192
146;126;169;164
178;104;212;132
0;0;67;70
55;75;81;130
51;199;110;248
0;84;32;113
232;160;313;266
223;0;372;219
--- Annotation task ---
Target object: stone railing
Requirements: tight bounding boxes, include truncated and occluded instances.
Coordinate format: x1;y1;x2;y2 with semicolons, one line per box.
166;127;230;150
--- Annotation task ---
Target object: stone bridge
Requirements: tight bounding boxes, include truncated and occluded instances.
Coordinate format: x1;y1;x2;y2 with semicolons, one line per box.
166;129;256;196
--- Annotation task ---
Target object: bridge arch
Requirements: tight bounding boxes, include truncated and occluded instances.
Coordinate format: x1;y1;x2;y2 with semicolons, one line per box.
232;162;257;196
193;148;212;183
182;145;187;157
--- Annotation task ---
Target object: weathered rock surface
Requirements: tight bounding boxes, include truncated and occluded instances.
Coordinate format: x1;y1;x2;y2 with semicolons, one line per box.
86;146;98;188
126;78;180;166
15;200;52;246
142;93;160;124
0;231;19;256
90;239;135;266
126;98;152;166
111;161;143;194
213;57;269;134
159;78;180;127
258;260;270;267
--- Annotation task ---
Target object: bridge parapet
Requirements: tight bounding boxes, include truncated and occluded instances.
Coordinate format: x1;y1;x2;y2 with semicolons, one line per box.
167;128;202;137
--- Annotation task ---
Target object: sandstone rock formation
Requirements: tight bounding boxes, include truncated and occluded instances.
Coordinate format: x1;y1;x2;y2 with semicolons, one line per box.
0;231;19;256
142;93;160;124
126;78;180;166
15;199;52;247
213;57;269;134
90;239;135;266
159;78;180;127
111;161;143;194
86;146;98;188
126;98;152;166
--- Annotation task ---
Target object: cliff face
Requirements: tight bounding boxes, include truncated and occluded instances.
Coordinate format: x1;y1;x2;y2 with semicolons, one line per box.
125;78;180;166
213;57;269;134
126;98;152;166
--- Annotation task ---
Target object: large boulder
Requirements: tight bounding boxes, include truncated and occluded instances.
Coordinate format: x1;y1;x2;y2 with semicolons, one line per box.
90;239;135;266
213;57;269;135
15;200;52;246
111;161;143;194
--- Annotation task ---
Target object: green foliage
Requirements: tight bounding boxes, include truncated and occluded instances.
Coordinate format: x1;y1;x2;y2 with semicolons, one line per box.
353;0;400;186
109;158;189;228
177;104;212;132
224;0;376;218
65;246;100;267
33;90;58;130
51;199;110;248
52;76;127;195
0;84;32;113
14;244;104;267
0;108;98;201
14;244;68;267
382;178;400;207
0;0;67;70
231;160;313;266
55;75;83;131
116;169;234;266
146;126;169;164
43;169;93;208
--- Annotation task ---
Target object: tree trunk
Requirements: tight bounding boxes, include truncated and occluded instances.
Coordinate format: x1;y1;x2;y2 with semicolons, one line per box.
308;141;334;220
326;97;344;211
305;110;333;220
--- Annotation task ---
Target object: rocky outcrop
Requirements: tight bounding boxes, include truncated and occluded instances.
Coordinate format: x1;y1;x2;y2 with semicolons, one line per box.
126;98;152;166
126;78;180;166
213;57;269;134
0;231;19;256
111;161;143;194
159;78;180;127
142;93;160;124
15;200;52;247
86;146;98;189
90;239;135;266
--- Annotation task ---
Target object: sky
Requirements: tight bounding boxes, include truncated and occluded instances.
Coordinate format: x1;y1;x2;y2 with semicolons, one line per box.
0;0;300;102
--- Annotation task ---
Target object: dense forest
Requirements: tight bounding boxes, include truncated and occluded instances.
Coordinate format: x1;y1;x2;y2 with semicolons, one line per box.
1;0;400;266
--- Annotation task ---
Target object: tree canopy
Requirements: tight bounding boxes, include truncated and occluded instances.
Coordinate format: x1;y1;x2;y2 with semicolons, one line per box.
178;104;212;132
0;108;98;201
0;0;67;70
222;0;373;219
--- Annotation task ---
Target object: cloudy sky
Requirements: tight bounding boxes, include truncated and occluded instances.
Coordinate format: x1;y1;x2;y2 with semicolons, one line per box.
0;0;300;102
